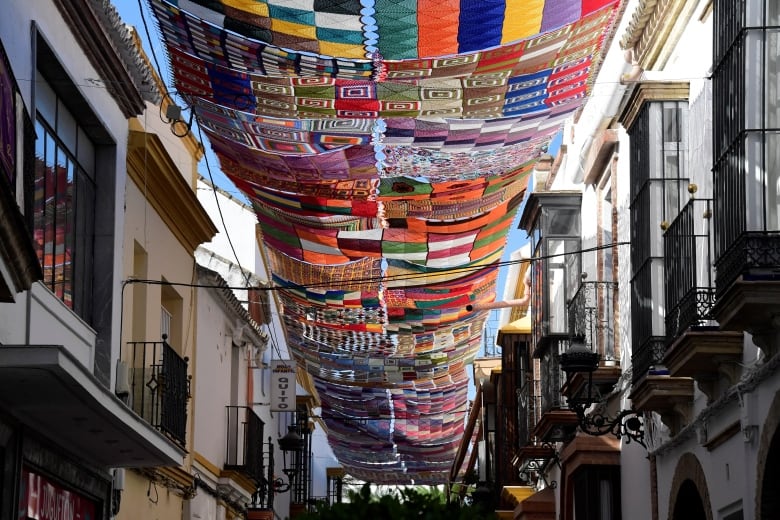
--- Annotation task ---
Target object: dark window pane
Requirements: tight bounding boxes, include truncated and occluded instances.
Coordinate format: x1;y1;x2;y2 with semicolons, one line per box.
33;83;94;317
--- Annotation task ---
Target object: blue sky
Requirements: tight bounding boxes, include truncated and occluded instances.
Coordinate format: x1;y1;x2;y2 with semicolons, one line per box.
114;0;247;199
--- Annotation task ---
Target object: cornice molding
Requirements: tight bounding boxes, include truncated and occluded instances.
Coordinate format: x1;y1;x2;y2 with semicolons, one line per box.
193;451;223;477
620;0;699;70
127;130;218;252
618;81;690;131
193;452;257;495
220;470;257;495
157;465;196;489
621;0;661;50
128;31;203;164
52;0;145;117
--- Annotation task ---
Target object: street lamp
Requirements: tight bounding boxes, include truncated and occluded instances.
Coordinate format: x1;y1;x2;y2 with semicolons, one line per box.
559;337;645;447
247;426;304;519
278;425;304;485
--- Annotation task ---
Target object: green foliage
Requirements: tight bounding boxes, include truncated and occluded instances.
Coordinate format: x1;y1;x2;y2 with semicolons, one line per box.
297;483;497;520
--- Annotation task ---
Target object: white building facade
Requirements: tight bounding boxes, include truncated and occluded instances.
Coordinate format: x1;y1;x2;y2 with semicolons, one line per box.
513;0;780;519
0;2;185;520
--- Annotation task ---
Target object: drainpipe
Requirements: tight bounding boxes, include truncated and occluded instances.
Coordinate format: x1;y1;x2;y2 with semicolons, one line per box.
649;454;659;520
565;43;639;187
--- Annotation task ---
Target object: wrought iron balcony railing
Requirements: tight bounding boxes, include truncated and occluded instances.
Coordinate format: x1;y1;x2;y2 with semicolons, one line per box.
225;406;265;484
715;232;780;297
631;337;666;385
568;281;617;361
539;339;567;415
121;336;190;447
664;198;716;340
665;287;717;341
516;379;542;447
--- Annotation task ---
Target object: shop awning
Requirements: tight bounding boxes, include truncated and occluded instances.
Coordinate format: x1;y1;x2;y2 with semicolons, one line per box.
501;486;536;508
499;316;532;335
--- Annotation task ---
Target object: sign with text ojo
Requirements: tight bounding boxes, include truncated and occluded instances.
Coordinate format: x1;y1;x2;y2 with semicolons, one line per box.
270;360;296;411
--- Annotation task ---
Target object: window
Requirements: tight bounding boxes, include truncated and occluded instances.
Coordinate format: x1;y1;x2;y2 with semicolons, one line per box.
627;97;689;382
0;41;16;191
33;71;95;320
161;306;172;340
161;283;183;351
522;193;582;348
30;29;122;385
572;466;621;520
713;0;780;263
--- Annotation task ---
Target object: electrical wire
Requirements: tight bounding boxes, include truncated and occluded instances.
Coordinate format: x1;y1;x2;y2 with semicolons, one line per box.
194;122;254;288
121;241;626;365
123;241;628;293
136;0;169;92
136;0;282;362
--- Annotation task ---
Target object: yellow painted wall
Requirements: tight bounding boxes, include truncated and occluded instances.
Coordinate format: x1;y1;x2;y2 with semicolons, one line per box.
117;470;185;520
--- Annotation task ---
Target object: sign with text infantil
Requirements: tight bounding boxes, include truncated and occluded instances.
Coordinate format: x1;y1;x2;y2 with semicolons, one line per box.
271;360;296;411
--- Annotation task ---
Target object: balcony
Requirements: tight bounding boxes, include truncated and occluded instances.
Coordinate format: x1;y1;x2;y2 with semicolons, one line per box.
513;376;558;486
714;233;780;350
628;262;695;433
711;0;780;348
0;345;184;467
514;443;557;487
664;198;717;338
225;406;265;484
661;197;743;402
517;379;542;450
519;190;582;354
664;330;743;404
532;338;578;443
567;281;621;398
630;338;693;435
121;337;190;448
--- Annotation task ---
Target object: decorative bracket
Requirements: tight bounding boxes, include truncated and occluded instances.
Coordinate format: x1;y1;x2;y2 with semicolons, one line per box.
570;403;646;448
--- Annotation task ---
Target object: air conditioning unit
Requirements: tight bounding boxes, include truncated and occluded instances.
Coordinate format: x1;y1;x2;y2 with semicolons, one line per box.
112;468;125;491
115;360;130;403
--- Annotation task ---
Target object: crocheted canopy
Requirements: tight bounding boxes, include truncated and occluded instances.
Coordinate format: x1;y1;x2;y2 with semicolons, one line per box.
151;0;622;484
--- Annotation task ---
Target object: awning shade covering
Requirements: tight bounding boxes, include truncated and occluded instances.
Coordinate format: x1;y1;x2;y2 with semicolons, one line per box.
149;0;621;484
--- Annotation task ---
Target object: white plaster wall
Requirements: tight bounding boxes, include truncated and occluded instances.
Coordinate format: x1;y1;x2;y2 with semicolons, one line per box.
196;180;292;369
0;281;96;369
195;179;339;503
197;180;263;276
0;286;27;344
196;178;289;357
650;350;780;520
184;490;218;520
0;1;133;387
193;286;234;468
556;0;638;191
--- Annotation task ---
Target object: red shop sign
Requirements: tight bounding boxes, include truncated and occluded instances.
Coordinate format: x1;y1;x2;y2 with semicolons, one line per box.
19;467;97;520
